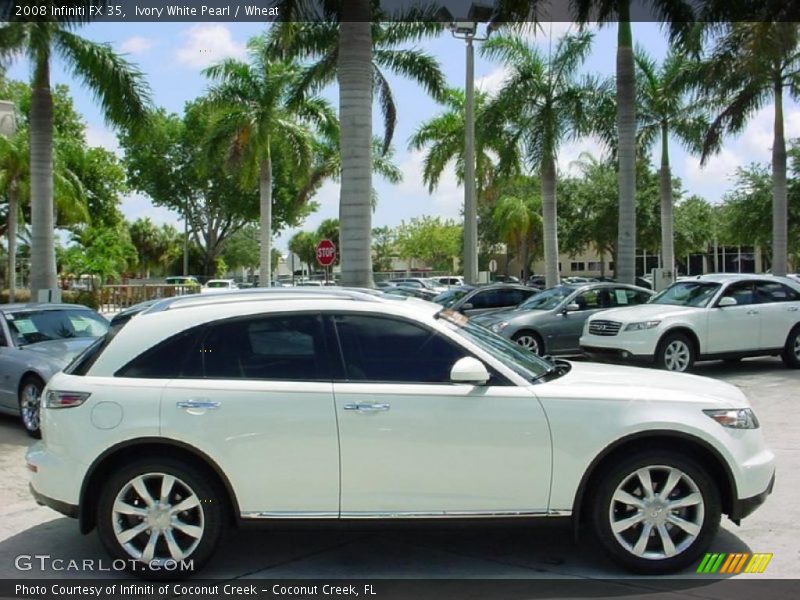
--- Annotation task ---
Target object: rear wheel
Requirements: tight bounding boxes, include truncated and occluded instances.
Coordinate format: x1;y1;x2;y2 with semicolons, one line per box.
18;376;44;438
781;326;800;369
590;450;721;574
97;458;225;578
656;333;695;373
513;330;544;356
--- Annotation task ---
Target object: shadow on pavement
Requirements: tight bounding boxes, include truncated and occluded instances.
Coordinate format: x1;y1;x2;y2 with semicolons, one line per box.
0;413;31;449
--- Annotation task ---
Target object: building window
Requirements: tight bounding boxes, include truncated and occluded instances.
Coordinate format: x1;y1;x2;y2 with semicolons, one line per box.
570;261;586;271
587;261;602;272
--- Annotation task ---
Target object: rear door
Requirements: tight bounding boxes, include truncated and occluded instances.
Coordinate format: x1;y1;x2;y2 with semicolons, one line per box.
754;281;800;349
159;312;340;518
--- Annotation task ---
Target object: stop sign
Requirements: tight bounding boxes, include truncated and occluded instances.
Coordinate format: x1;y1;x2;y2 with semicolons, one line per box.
316;239;336;267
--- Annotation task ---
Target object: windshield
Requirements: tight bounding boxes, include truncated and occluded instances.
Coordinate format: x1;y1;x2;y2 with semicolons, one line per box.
518;285;574;311
438;310;550;382
434;288;470;307
6;309;109;346
650;281;721;308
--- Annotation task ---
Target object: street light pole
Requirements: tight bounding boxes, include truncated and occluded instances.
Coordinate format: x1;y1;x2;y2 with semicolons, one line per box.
463;35;478;285
450;16;492;285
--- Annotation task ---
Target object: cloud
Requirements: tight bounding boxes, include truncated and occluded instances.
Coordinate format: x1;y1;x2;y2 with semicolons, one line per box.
557;135;606;176
395;150;463;220
475;66;509;95
119;36;154;55
85;124;121;155
174;24;246;69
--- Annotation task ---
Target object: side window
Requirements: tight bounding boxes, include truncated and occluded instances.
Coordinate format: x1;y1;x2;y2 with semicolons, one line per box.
720;282;755;306
756;282;800;303
572;289;603;311
115;328;204;378
609;288;651;307
0;325;6;347
500;289;527;307
467;290;497;309
333;315;469;383
201;314;329;381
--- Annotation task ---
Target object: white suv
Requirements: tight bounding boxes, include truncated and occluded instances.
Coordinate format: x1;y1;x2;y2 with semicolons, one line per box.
28;289;774;577
581;274;800;372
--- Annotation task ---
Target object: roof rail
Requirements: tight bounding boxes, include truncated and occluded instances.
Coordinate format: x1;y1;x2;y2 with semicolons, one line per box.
142;287;387;315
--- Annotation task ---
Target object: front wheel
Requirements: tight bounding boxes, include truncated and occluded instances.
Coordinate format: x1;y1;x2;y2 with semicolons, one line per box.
781;326;800;368
19;376;44;438
96;458;225;578
656;333;695;372
590;451;721;574
513;330;544;356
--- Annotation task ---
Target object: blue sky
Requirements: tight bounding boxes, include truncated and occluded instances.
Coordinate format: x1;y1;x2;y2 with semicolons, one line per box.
5;21;799;253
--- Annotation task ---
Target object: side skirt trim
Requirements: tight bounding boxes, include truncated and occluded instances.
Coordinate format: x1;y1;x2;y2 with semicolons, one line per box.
240;509;571;520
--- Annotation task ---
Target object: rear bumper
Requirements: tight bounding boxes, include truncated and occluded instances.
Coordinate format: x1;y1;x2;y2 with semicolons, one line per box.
30;483;78;519
730;472;775;523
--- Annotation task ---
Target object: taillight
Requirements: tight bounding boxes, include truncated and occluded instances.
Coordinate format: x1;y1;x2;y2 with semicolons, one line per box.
44;391;91;409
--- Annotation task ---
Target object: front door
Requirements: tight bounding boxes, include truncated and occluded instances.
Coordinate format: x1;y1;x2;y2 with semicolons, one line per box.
705;281;761;353
330;313;551;516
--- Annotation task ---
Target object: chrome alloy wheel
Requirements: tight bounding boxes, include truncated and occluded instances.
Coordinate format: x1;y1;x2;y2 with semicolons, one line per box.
20;382;41;433
515;335;540;355
663;340;691;372
112;473;204;564
794;334;800;360
609;465;705;560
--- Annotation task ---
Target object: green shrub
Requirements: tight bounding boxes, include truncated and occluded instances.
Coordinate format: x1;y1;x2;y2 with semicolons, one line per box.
1;289;100;310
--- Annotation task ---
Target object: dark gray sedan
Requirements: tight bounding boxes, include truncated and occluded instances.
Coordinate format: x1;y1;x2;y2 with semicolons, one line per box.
0;303;109;437
473;282;653;356
434;284;538;317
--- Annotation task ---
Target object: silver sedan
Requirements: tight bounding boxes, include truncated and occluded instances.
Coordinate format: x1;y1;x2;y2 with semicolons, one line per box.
0;303;108;437
473;282;653;356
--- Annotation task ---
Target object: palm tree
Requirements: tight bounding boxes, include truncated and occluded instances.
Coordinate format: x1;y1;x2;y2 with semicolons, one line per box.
270;3;444;287
409;87;517;198
484;31;609;288
635;49;710;277
204;41;334;287
128;217;161;278
0;129;26;301
0;16;150;297
696;23;800;276
493;193;542;281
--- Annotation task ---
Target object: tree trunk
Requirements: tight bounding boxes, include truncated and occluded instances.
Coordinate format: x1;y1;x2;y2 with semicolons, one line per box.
338;2;374;288
259;148;273;287
7;180;17;302
771;80;787;276
541;155;560;288
659;122;675;276
30;55;58;298
615;8;636;284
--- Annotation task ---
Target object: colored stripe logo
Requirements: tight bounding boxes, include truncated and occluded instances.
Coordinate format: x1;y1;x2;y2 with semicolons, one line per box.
697;553;773;574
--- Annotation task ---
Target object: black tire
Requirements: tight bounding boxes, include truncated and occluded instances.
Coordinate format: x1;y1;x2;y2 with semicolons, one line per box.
655;332;695;373
512;330;544;356
96;458;226;579
589;450;721;574
18;375;44;439
781;326;800;369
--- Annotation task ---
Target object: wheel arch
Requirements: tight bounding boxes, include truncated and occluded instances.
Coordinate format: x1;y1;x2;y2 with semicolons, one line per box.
18;371;45;396
658;326;701;357
78;438;240;534
512;328;544;353
571;430;737;539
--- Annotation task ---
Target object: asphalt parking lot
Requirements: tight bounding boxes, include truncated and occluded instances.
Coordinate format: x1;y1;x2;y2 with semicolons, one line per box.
0;358;797;584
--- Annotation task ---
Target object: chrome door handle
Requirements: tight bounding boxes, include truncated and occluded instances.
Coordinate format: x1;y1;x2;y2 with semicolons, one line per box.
176;399;221;410
343;403;391;412
746;310;759;315
788;307;799;312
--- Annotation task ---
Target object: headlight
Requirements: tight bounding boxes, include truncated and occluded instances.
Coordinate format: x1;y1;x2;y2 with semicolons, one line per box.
624;320;661;331
490;321;509;333
703;408;760;429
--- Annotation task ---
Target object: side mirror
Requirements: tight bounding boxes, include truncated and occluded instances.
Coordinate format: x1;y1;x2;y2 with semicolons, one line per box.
461;302;474;310
564;303;580;313
450;357;490;385
718;297;737;307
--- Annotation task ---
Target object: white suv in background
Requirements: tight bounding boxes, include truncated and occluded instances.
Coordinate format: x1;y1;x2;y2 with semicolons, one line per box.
581;274;800;372
28;289;774;577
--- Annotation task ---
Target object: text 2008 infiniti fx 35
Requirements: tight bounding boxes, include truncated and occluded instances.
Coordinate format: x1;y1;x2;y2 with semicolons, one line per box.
27;289;775;577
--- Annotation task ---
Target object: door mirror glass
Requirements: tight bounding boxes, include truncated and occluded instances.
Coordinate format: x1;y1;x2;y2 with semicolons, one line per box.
718;296;737;307
461;302;474;310
565;302;581;313
450;357;490;385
